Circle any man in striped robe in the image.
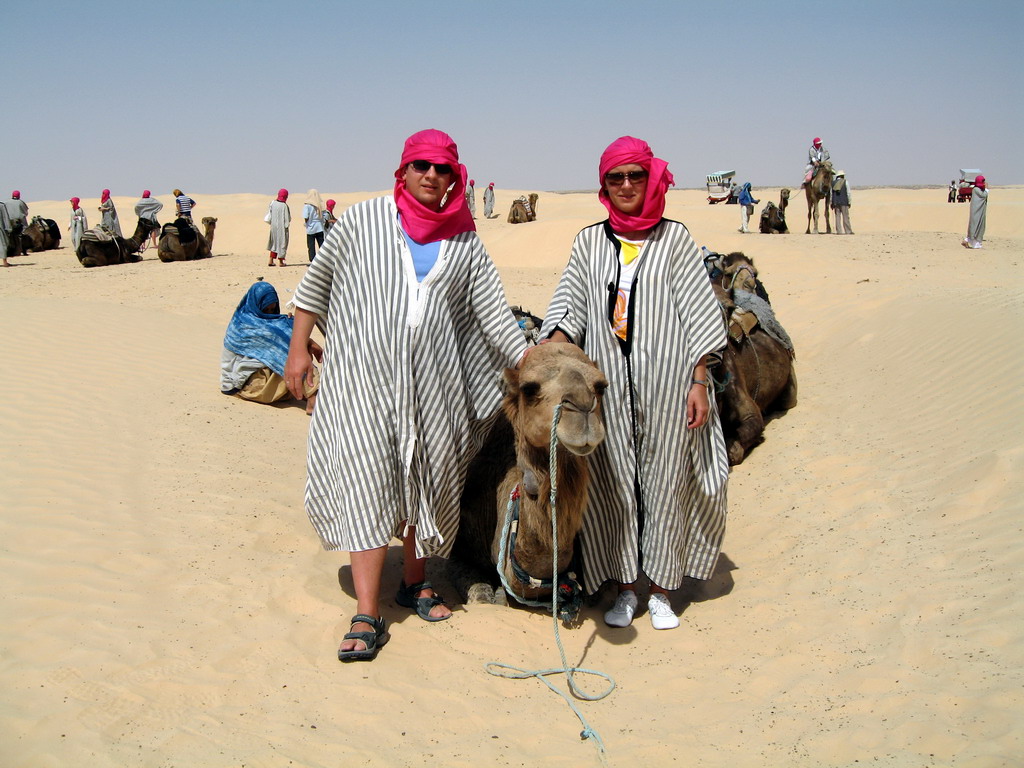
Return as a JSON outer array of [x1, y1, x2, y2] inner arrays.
[[286, 130, 526, 661], [542, 137, 730, 631]]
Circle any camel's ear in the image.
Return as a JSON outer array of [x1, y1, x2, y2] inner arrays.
[[502, 367, 520, 396]]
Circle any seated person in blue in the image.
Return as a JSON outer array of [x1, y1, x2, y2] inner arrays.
[[220, 281, 321, 413]]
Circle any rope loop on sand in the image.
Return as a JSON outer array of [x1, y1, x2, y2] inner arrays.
[[486, 403, 615, 762]]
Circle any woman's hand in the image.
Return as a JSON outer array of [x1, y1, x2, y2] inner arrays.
[[687, 381, 710, 429]]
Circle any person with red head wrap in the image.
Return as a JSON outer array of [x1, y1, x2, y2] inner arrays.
[[322, 199, 338, 233], [483, 182, 496, 218], [284, 129, 526, 661], [804, 137, 831, 185], [68, 197, 88, 251], [265, 188, 291, 266], [98, 189, 123, 237], [541, 136, 729, 631], [3, 190, 29, 262], [134, 190, 164, 247], [963, 175, 988, 248], [465, 178, 476, 218]]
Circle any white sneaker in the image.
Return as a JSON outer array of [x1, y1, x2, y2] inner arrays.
[[604, 590, 637, 627], [648, 593, 679, 630]]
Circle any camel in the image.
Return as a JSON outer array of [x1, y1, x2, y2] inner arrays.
[[157, 216, 217, 262], [76, 217, 159, 268], [805, 161, 834, 234], [709, 256, 797, 464], [507, 193, 539, 224], [21, 216, 62, 251], [759, 188, 790, 234], [451, 342, 607, 615]]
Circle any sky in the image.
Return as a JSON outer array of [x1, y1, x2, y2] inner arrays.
[[7, 0, 1023, 201]]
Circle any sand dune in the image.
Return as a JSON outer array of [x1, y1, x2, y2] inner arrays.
[[1, 187, 1021, 767]]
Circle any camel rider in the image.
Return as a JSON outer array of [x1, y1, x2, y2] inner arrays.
[[804, 137, 830, 185]]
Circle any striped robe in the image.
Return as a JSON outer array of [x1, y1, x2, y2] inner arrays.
[[542, 219, 729, 592], [293, 194, 527, 557]]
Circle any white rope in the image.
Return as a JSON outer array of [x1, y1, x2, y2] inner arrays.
[[486, 403, 615, 762]]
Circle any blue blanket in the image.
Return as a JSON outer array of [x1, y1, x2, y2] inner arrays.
[[223, 282, 293, 376]]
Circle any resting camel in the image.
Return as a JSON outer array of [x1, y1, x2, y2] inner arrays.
[[805, 161, 834, 234], [76, 217, 159, 268], [451, 342, 607, 614], [22, 216, 62, 251], [707, 254, 797, 464], [157, 216, 217, 262], [759, 188, 790, 234], [507, 193, 539, 224]]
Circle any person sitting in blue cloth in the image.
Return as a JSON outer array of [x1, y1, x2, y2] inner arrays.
[[220, 281, 321, 413]]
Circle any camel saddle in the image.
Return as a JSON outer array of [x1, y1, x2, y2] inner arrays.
[[728, 307, 759, 343], [163, 218, 198, 244], [81, 227, 117, 243]]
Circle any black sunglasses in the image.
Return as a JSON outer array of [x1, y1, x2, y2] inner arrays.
[[409, 159, 454, 175], [604, 170, 648, 185]]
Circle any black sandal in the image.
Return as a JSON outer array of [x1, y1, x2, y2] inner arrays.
[[338, 614, 389, 662], [395, 580, 451, 622]]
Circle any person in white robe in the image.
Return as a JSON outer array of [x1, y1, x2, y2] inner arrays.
[[285, 129, 527, 661], [68, 197, 88, 251], [98, 189, 122, 237], [804, 137, 830, 185], [483, 182, 495, 218], [0, 200, 11, 267], [134, 190, 163, 248], [962, 175, 988, 249], [465, 178, 476, 218], [541, 136, 729, 631], [266, 189, 291, 266]]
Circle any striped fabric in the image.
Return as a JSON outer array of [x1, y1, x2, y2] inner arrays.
[[293, 195, 527, 557], [541, 219, 730, 592]]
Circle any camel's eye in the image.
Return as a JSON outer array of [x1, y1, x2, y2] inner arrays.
[[520, 381, 541, 400]]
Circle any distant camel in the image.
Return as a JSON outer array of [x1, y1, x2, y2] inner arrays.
[[759, 188, 790, 234], [76, 217, 159, 268], [805, 161, 833, 234], [507, 193, 539, 224], [21, 216, 62, 251], [157, 216, 217, 262]]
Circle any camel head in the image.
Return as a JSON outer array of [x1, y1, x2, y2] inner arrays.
[[722, 252, 759, 294], [201, 216, 217, 229], [503, 343, 607, 458], [780, 188, 790, 203]]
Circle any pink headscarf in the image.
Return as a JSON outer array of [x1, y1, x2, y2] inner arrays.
[[142, 190, 151, 198], [598, 136, 674, 233], [975, 175, 986, 189], [325, 199, 336, 212], [469, 179, 475, 186], [101, 189, 111, 202], [488, 182, 494, 189], [393, 129, 475, 244], [70, 197, 80, 207], [12, 190, 20, 199], [277, 189, 288, 202]]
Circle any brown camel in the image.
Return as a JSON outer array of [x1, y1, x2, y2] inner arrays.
[[21, 216, 62, 251], [157, 216, 217, 262], [710, 262, 797, 464], [507, 193, 539, 224], [805, 161, 834, 234], [451, 342, 607, 612], [76, 217, 159, 268], [759, 188, 790, 234]]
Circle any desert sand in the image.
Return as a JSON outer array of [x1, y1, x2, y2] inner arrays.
[[1, 187, 1022, 767]]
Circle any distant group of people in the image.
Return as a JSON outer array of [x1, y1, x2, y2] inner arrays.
[[264, 189, 338, 267], [464, 179, 497, 218], [63, 189, 196, 251]]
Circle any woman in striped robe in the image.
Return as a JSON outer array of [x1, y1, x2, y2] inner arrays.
[[285, 129, 527, 661], [541, 136, 729, 631]]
